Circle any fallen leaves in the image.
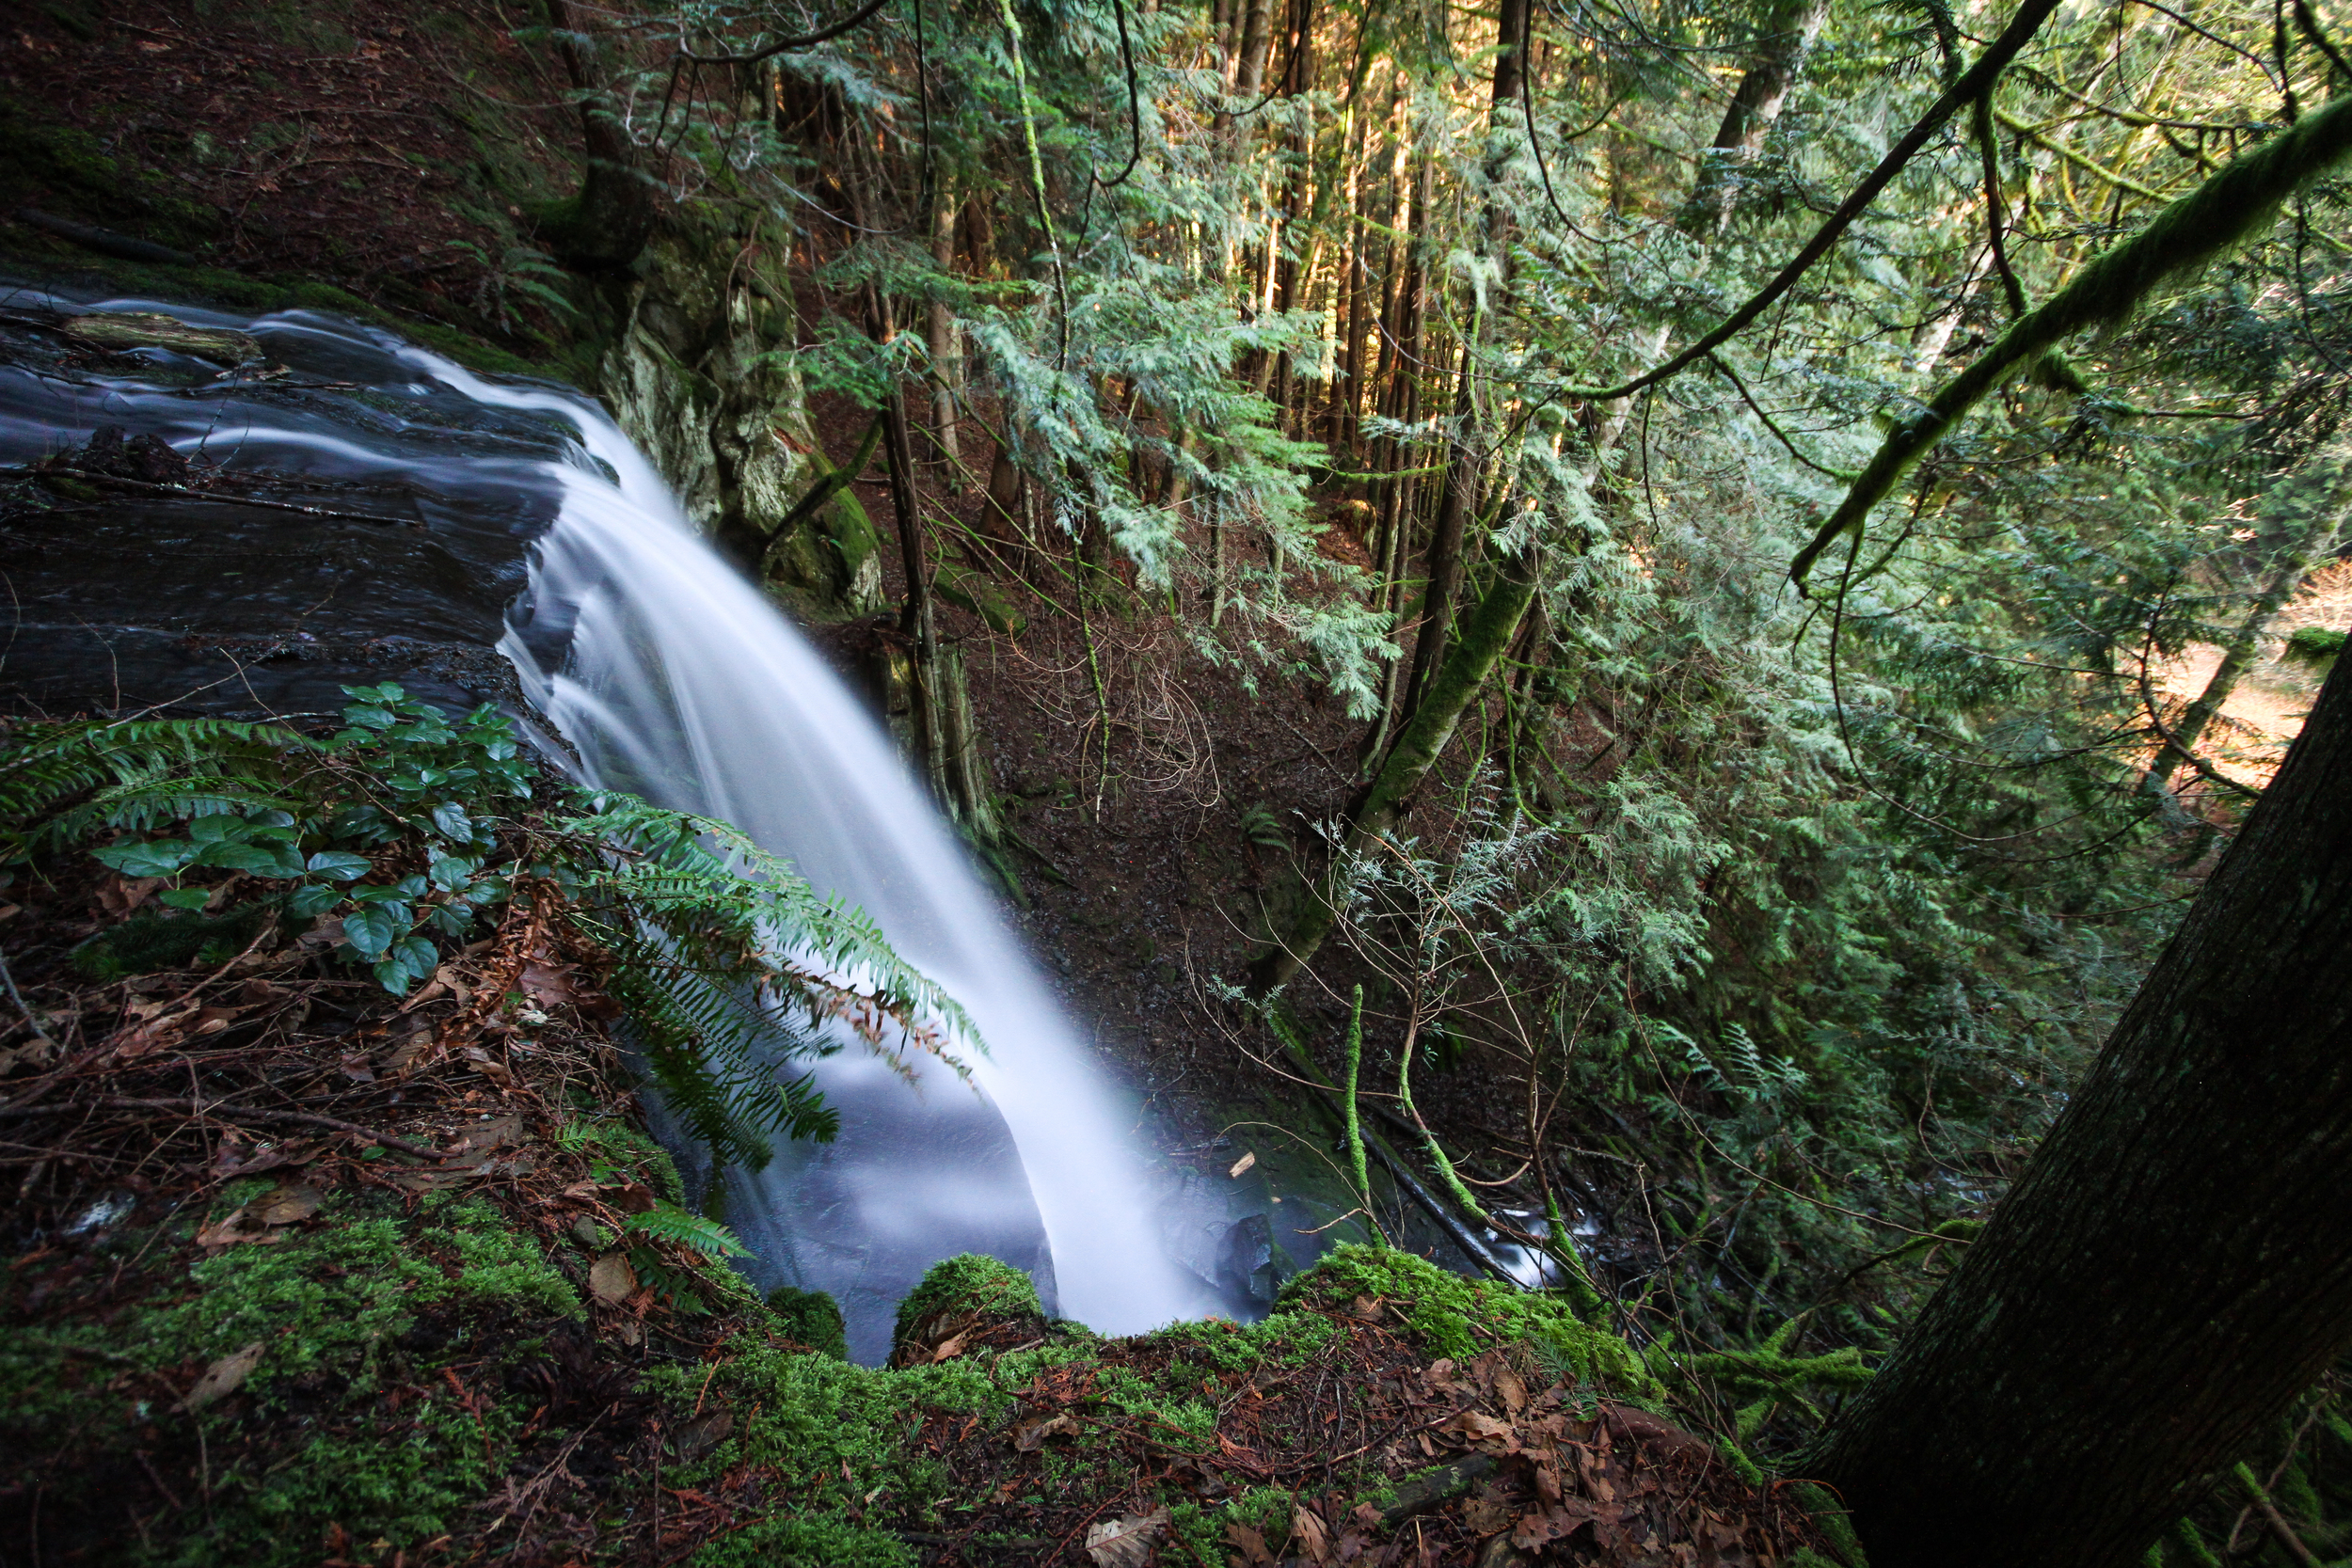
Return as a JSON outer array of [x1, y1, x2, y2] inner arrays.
[[249, 1182, 324, 1226], [1012, 1411, 1082, 1451], [587, 1251, 637, 1305], [1084, 1505, 1169, 1567], [0, 1033, 58, 1075], [907, 1294, 1835, 1568], [179, 1341, 264, 1411], [209, 1139, 319, 1180], [462, 1045, 514, 1088], [196, 1182, 323, 1246]]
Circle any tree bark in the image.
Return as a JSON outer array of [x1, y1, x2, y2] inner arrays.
[[1678, 0, 1831, 236], [1391, 0, 1524, 731], [1812, 650, 2352, 1568], [1249, 546, 1540, 995], [538, 0, 657, 271], [1399, 366, 1480, 722], [927, 187, 963, 479], [870, 291, 946, 804]]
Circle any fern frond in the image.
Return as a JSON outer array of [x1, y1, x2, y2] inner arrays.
[[558, 790, 981, 1057], [624, 1202, 751, 1259]]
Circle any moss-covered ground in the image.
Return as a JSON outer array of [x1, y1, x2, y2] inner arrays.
[[0, 845, 1839, 1565]]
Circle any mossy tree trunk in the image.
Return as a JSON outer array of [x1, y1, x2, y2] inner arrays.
[[1813, 651, 2352, 1568], [1392, 0, 1531, 730], [538, 0, 657, 271], [1248, 546, 1538, 995], [1677, 0, 1831, 236]]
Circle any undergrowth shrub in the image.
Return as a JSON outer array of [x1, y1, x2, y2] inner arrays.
[[0, 686, 974, 1170]]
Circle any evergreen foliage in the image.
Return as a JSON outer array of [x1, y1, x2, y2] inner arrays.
[[0, 689, 972, 1174]]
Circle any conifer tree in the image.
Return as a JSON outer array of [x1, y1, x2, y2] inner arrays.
[[1813, 649, 2352, 1566]]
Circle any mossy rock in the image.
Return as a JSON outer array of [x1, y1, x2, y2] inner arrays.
[[767, 1285, 850, 1361], [888, 1253, 1044, 1366], [824, 483, 880, 579], [1279, 1243, 1654, 1394], [936, 563, 1027, 638]]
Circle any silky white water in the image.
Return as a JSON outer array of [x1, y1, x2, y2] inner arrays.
[[0, 293, 1215, 1358], [422, 358, 1216, 1358]]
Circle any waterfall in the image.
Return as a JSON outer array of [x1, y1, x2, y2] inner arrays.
[[0, 293, 1213, 1361], [425, 360, 1217, 1361]]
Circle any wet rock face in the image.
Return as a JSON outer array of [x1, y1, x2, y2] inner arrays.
[[594, 229, 883, 621], [0, 295, 575, 719]]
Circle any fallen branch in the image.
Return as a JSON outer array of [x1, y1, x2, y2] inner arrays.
[[24, 467, 427, 531]]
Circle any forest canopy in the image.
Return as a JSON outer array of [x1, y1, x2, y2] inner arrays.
[[507, 0, 2352, 1380]]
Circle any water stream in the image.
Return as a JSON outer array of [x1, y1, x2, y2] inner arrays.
[[0, 294, 1216, 1360]]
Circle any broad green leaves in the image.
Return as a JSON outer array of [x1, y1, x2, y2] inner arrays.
[[9, 685, 967, 1168], [49, 684, 527, 997]]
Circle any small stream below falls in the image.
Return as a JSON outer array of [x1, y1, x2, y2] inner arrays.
[[0, 292, 1241, 1361]]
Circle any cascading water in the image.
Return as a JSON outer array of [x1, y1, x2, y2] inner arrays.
[[0, 293, 1216, 1360], [453, 365, 1219, 1359]]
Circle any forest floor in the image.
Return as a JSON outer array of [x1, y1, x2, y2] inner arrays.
[[2144, 560, 2351, 788], [0, 840, 1843, 1567]]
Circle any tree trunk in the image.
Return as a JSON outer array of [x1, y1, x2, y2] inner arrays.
[[1391, 0, 1525, 733], [871, 291, 946, 804], [1490, 0, 1532, 114], [1249, 546, 1540, 995], [538, 0, 657, 271], [927, 187, 963, 479], [1216, 0, 1273, 146], [1678, 0, 1831, 236], [1265, 0, 1316, 421], [1582, 0, 1829, 469], [1812, 649, 2352, 1568], [1399, 364, 1480, 722]]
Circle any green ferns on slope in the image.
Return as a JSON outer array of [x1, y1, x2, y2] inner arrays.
[[0, 686, 972, 1166]]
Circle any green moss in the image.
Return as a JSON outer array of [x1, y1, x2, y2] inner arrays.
[[891, 1253, 1043, 1354], [936, 564, 1029, 637], [687, 1513, 916, 1567], [238, 1396, 527, 1547], [685, 1342, 995, 1519], [566, 1117, 688, 1202], [2, 1193, 581, 1565], [768, 1285, 850, 1360], [1786, 1481, 1868, 1566], [145, 1197, 579, 1395], [2286, 626, 2347, 667], [0, 109, 225, 246], [1278, 1244, 1651, 1391], [1166, 1499, 1231, 1567]]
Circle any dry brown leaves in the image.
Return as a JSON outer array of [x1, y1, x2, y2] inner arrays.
[[866, 1314, 1831, 1568]]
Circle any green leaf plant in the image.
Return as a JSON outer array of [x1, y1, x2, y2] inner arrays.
[[0, 685, 975, 1172]]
